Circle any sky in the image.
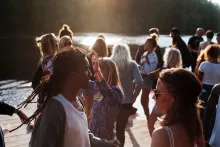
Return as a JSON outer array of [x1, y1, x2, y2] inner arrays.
[[211, 0, 220, 5]]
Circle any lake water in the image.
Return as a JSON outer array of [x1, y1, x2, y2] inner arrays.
[[73, 33, 193, 47]]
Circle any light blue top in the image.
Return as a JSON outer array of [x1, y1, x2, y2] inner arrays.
[[116, 60, 143, 104]]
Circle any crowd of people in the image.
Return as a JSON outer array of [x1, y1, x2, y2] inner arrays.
[[0, 24, 220, 147]]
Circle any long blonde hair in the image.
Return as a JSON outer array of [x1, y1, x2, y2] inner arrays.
[[163, 48, 183, 68], [99, 58, 124, 101], [111, 43, 132, 71], [58, 35, 72, 50], [36, 33, 58, 57]]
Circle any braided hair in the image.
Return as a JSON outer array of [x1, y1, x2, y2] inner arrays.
[[11, 46, 86, 132]]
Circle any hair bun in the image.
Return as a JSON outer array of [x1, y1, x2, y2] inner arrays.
[[150, 33, 158, 41], [63, 24, 68, 30]]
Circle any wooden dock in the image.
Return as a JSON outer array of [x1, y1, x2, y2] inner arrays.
[[0, 90, 157, 147]]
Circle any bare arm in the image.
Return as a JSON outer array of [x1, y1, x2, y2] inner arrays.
[[197, 71, 204, 84], [132, 62, 143, 100], [151, 127, 170, 147]]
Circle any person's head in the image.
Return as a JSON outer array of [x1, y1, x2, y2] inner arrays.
[[91, 38, 108, 57], [58, 24, 73, 39], [154, 68, 202, 143], [58, 36, 73, 50], [196, 28, 204, 37], [36, 33, 58, 57], [97, 34, 106, 41], [206, 30, 214, 40], [204, 44, 220, 61], [12, 46, 91, 131], [51, 47, 91, 91], [170, 27, 180, 39], [99, 58, 121, 86], [149, 28, 160, 36], [111, 43, 132, 71], [144, 34, 158, 52], [163, 48, 182, 68], [216, 32, 220, 44]]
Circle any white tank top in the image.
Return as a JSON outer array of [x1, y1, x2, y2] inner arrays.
[[54, 94, 90, 147]]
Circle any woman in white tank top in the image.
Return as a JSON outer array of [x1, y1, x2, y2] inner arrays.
[[151, 68, 205, 147]]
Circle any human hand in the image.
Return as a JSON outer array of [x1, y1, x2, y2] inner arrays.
[[87, 50, 97, 58], [16, 110, 28, 124], [91, 51, 99, 72]]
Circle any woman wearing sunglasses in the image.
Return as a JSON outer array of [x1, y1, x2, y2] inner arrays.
[[151, 68, 205, 147]]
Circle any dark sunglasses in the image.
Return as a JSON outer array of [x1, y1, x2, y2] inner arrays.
[[153, 89, 171, 100]]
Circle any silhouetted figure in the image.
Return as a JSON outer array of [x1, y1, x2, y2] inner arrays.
[[170, 27, 193, 68], [203, 83, 220, 146], [188, 28, 204, 72], [58, 24, 73, 39]]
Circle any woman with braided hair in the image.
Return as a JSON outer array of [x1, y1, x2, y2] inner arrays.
[[13, 47, 120, 147], [83, 52, 123, 140]]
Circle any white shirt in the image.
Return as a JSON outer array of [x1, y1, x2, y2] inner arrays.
[[199, 40, 212, 51], [140, 51, 158, 75], [199, 61, 220, 85], [209, 96, 220, 147], [54, 94, 90, 147]]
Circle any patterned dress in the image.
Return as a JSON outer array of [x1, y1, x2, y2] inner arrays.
[[85, 80, 123, 140]]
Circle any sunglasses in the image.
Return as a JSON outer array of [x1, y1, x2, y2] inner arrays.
[[153, 89, 171, 100]]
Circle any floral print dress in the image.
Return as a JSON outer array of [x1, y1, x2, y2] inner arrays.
[[84, 80, 123, 140]]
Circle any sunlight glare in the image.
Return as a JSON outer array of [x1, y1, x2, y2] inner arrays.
[[81, 36, 122, 47]]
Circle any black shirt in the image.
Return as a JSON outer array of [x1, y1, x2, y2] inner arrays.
[[188, 36, 204, 51], [174, 37, 193, 68], [0, 101, 15, 116]]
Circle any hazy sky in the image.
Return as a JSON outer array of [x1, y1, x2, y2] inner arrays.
[[211, 0, 220, 5]]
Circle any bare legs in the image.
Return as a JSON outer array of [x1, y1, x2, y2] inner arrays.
[[141, 88, 151, 120]]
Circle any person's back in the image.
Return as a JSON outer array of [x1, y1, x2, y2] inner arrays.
[[199, 30, 214, 52], [118, 60, 142, 103], [199, 61, 220, 85], [176, 37, 193, 68]]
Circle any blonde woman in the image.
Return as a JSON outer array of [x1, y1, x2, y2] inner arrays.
[[58, 36, 73, 50], [32, 33, 58, 89], [83, 52, 123, 140], [110, 43, 142, 146], [31, 33, 58, 122], [147, 48, 182, 135]]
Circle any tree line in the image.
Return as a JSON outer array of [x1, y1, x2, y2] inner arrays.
[[0, 0, 220, 37]]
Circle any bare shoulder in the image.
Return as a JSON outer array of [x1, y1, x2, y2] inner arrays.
[[151, 127, 170, 147]]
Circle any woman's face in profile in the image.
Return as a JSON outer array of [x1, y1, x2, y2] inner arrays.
[[153, 79, 175, 114]]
